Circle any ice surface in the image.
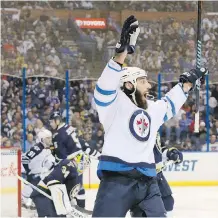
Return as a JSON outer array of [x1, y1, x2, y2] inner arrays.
[[86, 187, 218, 218], [1, 187, 218, 217]]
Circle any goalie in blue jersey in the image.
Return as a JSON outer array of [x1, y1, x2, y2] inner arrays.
[[92, 15, 208, 217]]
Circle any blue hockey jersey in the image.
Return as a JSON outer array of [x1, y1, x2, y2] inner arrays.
[[51, 123, 81, 160]]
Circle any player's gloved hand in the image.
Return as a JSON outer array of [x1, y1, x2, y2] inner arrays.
[[115, 15, 140, 54], [179, 68, 209, 91], [82, 142, 101, 159], [167, 147, 183, 164]]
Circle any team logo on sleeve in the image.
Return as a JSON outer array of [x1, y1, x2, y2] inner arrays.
[[129, 110, 151, 142]]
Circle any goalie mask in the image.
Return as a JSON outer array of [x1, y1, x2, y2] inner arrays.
[[37, 129, 52, 147], [120, 67, 150, 106]]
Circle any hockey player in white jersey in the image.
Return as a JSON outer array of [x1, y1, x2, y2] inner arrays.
[[22, 129, 55, 209], [92, 15, 208, 217]]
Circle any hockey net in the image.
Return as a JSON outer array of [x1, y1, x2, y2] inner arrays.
[[1, 148, 21, 217]]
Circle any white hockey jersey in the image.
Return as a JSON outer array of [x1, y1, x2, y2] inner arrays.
[[22, 143, 55, 176], [94, 59, 188, 177]]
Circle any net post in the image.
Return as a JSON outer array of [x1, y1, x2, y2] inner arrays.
[[22, 68, 26, 152], [17, 149, 22, 217]]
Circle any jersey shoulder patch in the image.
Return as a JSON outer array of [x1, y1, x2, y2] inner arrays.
[[129, 109, 151, 142], [26, 144, 43, 159]]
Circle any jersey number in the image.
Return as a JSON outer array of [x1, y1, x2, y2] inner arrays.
[[27, 151, 36, 158], [62, 166, 70, 178], [66, 127, 81, 148]]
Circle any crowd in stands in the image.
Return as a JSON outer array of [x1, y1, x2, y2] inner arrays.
[[1, 76, 104, 152], [1, 1, 218, 152], [2, 1, 218, 81], [124, 16, 218, 83], [1, 75, 218, 152], [160, 82, 218, 151], [0, 1, 199, 11], [1, 1, 91, 79]]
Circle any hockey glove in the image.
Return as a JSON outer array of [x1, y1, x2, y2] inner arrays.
[[167, 147, 183, 164], [179, 68, 209, 91], [115, 15, 140, 54]]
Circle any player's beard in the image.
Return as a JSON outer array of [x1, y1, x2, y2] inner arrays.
[[135, 89, 148, 110]]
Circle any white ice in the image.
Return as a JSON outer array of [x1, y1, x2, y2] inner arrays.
[[85, 187, 218, 218], [1, 187, 218, 217]]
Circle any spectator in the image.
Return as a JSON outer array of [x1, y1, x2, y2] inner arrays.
[[1, 117, 11, 137], [83, 132, 96, 149], [46, 90, 60, 111], [212, 85, 218, 101], [74, 99, 86, 113], [46, 49, 61, 67], [179, 113, 192, 140], [202, 134, 218, 151], [25, 111, 37, 126], [26, 124, 36, 137], [34, 119, 46, 135], [25, 133, 35, 151], [181, 138, 193, 151], [211, 120, 218, 136], [9, 122, 23, 138], [11, 132, 22, 147], [92, 129, 104, 152], [3, 140, 13, 147], [164, 116, 181, 145]]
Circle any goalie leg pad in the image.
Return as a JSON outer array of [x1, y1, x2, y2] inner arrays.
[[49, 184, 72, 215]]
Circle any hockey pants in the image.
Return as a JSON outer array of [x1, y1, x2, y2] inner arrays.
[[132, 171, 174, 215], [92, 170, 166, 217], [157, 172, 174, 212]]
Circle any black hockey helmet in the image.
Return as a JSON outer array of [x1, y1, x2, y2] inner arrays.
[[49, 111, 62, 130], [49, 111, 62, 122]]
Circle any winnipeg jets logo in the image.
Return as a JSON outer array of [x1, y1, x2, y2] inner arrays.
[[136, 117, 149, 136], [129, 110, 151, 142]]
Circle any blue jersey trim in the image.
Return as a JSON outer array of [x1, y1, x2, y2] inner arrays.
[[97, 161, 156, 178], [97, 156, 156, 178], [94, 94, 117, 107], [98, 161, 133, 171], [137, 167, 156, 177], [163, 114, 168, 122], [107, 63, 123, 72], [96, 84, 116, 96], [100, 155, 155, 168], [165, 96, 176, 116]]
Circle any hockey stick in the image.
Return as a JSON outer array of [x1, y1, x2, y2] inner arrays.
[[194, 1, 202, 133], [157, 160, 174, 173], [17, 175, 92, 217]]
